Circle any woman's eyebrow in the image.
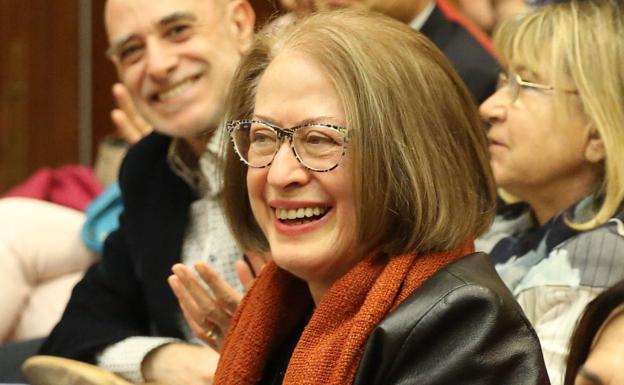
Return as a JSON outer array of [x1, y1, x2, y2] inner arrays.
[[251, 114, 277, 125], [513, 65, 544, 82], [298, 117, 339, 125], [578, 366, 605, 385], [252, 115, 339, 126]]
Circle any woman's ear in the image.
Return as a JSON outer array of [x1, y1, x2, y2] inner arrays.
[[584, 124, 606, 164], [227, 0, 256, 54]]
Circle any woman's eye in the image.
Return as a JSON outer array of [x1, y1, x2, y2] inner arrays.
[[496, 74, 509, 89], [251, 131, 276, 145], [306, 134, 334, 145], [302, 129, 342, 147]]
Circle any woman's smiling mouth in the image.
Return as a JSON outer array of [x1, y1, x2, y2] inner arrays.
[[274, 206, 330, 225]]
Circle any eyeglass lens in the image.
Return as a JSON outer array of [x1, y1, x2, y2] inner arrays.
[[497, 73, 519, 103], [231, 121, 345, 171]]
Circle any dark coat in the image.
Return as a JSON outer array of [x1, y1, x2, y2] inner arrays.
[[40, 132, 194, 362], [352, 252, 550, 385], [422, 5, 499, 104]]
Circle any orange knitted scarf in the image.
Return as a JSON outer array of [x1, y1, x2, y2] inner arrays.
[[214, 239, 474, 385]]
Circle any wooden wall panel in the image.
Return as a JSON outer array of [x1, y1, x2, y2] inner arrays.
[[0, 3, 28, 191], [0, 0, 79, 192], [90, 0, 118, 162]]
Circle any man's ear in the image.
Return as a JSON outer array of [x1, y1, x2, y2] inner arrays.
[[227, 0, 256, 54], [584, 124, 606, 164]]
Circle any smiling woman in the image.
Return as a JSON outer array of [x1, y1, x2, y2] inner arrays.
[[215, 9, 549, 385]]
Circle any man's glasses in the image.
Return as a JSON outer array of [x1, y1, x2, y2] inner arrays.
[[497, 72, 578, 104], [226, 119, 349, 172]]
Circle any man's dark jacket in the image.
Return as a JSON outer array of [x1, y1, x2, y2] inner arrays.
[[422, 5, 499, 104], [40, 133, 193, 361]]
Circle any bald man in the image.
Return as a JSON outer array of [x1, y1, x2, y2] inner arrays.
[[36, 1, 255, 384]]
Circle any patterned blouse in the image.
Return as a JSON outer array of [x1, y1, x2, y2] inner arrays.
[[477, 196, 624, 385]]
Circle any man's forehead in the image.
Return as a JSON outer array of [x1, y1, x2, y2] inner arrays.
[[104, 0, 214, 41]]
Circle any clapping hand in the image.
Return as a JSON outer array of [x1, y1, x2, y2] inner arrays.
[[168, 252, 269, 351]]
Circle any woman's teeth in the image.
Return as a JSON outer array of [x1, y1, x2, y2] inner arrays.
[[275, 207, 328, 220]]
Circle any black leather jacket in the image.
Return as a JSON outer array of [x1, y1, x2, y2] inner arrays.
[[353, 252, 550, 385]]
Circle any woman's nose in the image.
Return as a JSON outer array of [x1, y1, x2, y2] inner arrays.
[[479, 89, 507, 125], [266, 141, 310, 189]]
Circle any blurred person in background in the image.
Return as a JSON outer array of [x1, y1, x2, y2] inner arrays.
[[479, 1, 624, 384], [279, 0, 500, 104], [565, 279, 624, 385], [26, 1, 258, 385], [455, 0, 568, 33]]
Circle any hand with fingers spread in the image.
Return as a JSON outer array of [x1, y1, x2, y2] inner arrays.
[[110, 83, 153, 144], [169, 263, 242, 351], [168, 253, 269, 351]]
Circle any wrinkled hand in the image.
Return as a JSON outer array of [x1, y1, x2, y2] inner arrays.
[[110, 83, 152, 144], [142, 343, 218, 385], [169, 262, 241, 351], [168, 253, 269, 350]]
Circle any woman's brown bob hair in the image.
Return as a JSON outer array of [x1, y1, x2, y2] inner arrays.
[[222, 10, 496, 257]]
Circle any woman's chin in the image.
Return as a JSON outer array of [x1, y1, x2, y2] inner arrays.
[[271, 249, 323, 280]]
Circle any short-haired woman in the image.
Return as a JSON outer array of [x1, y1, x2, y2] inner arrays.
[[479, 1, 624, 384], [209, 10, 547, 385]]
